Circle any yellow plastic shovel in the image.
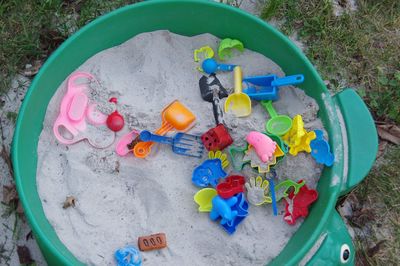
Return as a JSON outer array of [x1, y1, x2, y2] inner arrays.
[[224, 66, 252, 117]]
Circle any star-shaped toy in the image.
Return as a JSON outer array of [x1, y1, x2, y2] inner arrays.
[[282, 115, 317, 156], [243, 145, 284, 173]]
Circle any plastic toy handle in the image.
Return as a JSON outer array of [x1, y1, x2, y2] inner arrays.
[[333, 89, 378, 195], [217, 63, 236, 72], [133, 123, 173, 158], [212, 91, 224, 125], [139, 130, 174, 145], [67, 72, 94, 91], [53, 119, 81, 145], [233, 66, 243, 94], [272, 74, 304, 87], [260, 100, 277, 118], [269, 177, 278, 216]]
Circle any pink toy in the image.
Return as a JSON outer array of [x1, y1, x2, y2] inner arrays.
[[115, 129, 140, 156], [245, 131, 277, 162], [53, 72, 114, 148]]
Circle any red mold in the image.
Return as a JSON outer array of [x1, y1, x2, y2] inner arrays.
[[283, 180, 318, 225], [216, 175, 245, 199], [201, 124, 233, 151]]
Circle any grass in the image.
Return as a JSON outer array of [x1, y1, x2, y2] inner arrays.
[[0, 0, 141, 98], [0, 238, 13, 266], [261, 0, 400, 124], [352, 146, 400, 264], [0, 0, 141, 263], [261, 0, 400, 263]]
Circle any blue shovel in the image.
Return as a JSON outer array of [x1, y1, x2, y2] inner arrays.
[[243, 74, 304, 101], [202, 58, 236, 74], [139, 130, 204, 158]]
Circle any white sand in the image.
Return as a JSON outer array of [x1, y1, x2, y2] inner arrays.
[[36, 30, 323, 265]]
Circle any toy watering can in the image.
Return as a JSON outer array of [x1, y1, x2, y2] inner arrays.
[[53, 72, 115, 148]]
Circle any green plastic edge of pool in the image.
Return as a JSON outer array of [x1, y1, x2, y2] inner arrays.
[[11, 0, 373, 265], [334, 89, 378, 196]]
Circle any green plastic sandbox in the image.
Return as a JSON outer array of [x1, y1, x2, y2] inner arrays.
[[12, 1, 378, 265]]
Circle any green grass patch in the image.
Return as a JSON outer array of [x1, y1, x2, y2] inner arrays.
[[261, 0, 400, 263], [6, 112, 17, 124], [353, 146, 400, 264], [261, 0, 400, 123], [0, 0, 141, 96]]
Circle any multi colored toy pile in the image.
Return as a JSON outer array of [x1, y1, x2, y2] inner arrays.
[[53, 38, 335, 265]]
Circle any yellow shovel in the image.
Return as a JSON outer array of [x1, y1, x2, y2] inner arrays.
[[224, 66, 252, 117]]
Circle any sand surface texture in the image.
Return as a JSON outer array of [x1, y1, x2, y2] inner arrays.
[[37, 31, 323, 265]]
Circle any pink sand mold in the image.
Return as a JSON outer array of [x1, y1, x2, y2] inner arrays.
[[245, 131, 276, 162], [115, 129, 140, 156], [53, 72, 113, 148]]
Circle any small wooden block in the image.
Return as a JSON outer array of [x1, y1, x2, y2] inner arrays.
[[138, 233, 167, 251]]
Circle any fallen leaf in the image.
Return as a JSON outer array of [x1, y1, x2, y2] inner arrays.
[[377, 124, 400, 145], [367, 240, 386, 257], [2, 184, 18, 205], [347, 207, 375, 228], [62, 0, 84, 12], [356, 251, 369, 266], [377, 140, 388, 157], [63, 196, 76, 209], [23, 60, 42, 77], [39, 29, 66, 55], [26, 230, 34, 241], [0, 145, 13, 176], [17, 245, 34, 264], [16, 201, 24, 215], [127, 136, 141, 150], [115, 161, 120, 173], [338, 0, 348, 8]]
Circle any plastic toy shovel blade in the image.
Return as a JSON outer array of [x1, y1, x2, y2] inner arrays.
[[224, 94, 252, 117], [224, 66, 251, 117]]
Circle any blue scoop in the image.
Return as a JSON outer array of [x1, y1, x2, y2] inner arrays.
[[243, 74, 304, 101], [140, 130, 204, 158], [202, 58, 236, 74]]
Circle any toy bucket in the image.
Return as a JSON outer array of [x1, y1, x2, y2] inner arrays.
[[12, 0, 378, 265]]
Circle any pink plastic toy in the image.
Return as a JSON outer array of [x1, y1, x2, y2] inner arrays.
[[245, 131, 277, 162], [115, 129, 140, 156], [53, 72, 113, 148]]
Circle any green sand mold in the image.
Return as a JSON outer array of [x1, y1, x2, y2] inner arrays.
[[12, 1, 377, 265]]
